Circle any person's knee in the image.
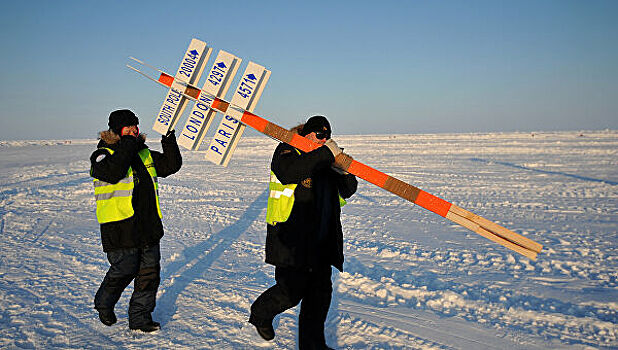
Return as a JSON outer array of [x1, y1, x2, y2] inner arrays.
[[105, 275, 134, 290], [270, 286, 303, 311], [104, 263, 140, 289], [277, 285, 302, 307], [134, 265, 160, 292]]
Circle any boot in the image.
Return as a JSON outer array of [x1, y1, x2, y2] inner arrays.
[[254, 324, 275, 341], [130, 321, 161, 333], [97, 309, 117, 326]]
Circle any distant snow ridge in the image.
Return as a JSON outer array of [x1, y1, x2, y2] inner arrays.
[[0, 139, 96, 147]]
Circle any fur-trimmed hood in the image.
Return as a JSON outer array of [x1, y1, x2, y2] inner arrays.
[[98, 130, 146, 145], [290, 124, 304, 135]]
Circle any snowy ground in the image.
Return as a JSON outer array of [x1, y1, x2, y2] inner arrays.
[[0, 130, 616, 349]]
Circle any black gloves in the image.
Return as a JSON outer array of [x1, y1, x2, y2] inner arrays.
[[162, 130, 177, 144]]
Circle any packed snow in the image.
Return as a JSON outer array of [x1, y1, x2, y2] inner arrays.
[[0, 130, 616, 349]]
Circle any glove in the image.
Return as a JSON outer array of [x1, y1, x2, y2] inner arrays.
[[331, 166, 349, 175], [332, 153, 353, 175], [119, 134, 141, 154], [162, 129, 177, 144], [324, 139, 342, 157]]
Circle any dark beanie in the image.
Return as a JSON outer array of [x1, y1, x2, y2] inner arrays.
[[300, 115, 331, 136], [108, 109, 139, 135]]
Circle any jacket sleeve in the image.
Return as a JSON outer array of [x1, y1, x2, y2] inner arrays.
[[90, 136, 140, 184], [151, 130, 183, 178], [272, 143, 334, 184], [335, 171, 358, 199]]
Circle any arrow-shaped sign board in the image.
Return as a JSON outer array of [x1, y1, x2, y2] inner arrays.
[[177, 50, 242, 150], [204, 61, 271, 166], [152, 39, 211, 135]]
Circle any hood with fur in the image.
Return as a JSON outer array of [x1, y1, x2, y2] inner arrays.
[[290, 124, 304, 135]]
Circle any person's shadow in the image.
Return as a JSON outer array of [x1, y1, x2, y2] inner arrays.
[[155, 189, 268, 326]]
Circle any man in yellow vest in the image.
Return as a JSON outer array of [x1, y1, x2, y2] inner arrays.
[[90, 109, 182, 332], [249, 116, 357, 349]]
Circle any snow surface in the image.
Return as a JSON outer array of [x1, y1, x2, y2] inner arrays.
[[0, 131, 616, 349]]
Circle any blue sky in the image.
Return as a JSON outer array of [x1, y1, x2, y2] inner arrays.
[[1, 0, 616, 140]]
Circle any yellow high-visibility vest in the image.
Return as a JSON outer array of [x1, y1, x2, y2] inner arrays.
[[266, 171, 298, 226], [266, 150, 346, 226], [93, 148, 161, 224]]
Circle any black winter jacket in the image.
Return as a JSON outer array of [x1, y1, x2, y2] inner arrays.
[[265, 142, 357, 272], [90, 131, 182, 252]]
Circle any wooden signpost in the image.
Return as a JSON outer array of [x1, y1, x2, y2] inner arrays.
[[127, 39, 543, 260], [177, 50, 241, 150]]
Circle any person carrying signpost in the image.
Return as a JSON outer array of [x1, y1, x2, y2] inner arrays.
[[90, 109, 182, 332], [249, 116, 357, 349]]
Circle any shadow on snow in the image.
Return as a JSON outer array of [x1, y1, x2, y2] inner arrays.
[[469, 158, 618, 186], [155, 189, 268, 326]]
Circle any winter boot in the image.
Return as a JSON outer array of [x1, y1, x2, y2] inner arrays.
[[254, 324, 275, 341], [97, 309, 117, 326], [130, 321, 160, 333]]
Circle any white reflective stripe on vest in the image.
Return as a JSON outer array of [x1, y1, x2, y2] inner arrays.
[[93, 176, 134, 188], [152, 177, 159, 195], [95, 189, 133, 200], [269, 187, 295, 199], [270, 173, 282, 184]]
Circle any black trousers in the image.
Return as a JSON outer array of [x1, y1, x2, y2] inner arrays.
[[94, 244, 161, 327], [250, 265, 333, 349]]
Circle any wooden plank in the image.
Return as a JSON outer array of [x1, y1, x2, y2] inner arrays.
[[446, 211, 538, 260], [129, 61, 544, 260], [449, 204, 543, 253], [415, 190, 452, 217]]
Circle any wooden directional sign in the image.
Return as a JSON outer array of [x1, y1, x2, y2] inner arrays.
[[204, 62, 271, 166], [177, 50, 241, 150], [152, 39, 211, 135], [127, 59, 543, 260]]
